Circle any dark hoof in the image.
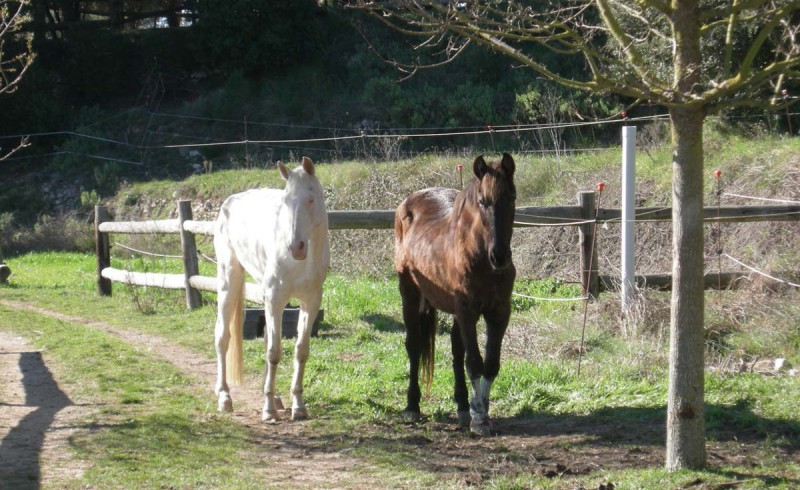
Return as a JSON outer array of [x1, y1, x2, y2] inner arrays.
[[457, 411, 471, 428], [401, 410, 422, 423]]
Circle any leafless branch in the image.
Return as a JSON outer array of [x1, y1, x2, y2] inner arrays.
[[0, 135, 30, 161], [1, 0, 35, 97]]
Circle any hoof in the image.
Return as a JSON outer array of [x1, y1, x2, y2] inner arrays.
[[457, 411, 471, 428], [218, 395, 233, 413], [401, 410, 422, 423], [469, 417, 492, 436], [262, 409, 280, 422], [291, 407, 308, 421]]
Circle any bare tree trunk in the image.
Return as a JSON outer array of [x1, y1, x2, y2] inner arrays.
[[667, 0, 706, 470], [666, 105, 707, 470]]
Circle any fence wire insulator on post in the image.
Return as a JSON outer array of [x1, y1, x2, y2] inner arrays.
[[487, 124, 497, 153]]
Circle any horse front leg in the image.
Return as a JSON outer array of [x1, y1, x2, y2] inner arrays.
[[456, 308, 490, 435], [289, 291, 322, 420], [262, 296, 285, 422], [481, 306, 511, 418]]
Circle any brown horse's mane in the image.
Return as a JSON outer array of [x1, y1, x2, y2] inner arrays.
[[452, 176, 480, 219], [452, 165, 511, 220]]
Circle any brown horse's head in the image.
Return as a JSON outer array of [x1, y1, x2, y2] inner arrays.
[[472, 153, 516, 271]]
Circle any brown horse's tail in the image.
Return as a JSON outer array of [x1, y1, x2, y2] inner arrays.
[[419, 304, 437, 395]]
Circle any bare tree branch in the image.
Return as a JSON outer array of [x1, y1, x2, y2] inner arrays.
[[0, 0, 34, 97], [1, 0, 34, 161], [0, 135, 29, 161]]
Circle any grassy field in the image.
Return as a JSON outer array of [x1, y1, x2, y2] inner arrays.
[[1, 250, 799, 489]]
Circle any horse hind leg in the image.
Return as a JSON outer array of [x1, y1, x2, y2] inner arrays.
[[399, 271, 424, 421], [214, 258, 245, 413]]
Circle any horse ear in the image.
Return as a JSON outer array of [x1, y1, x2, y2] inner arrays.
[[278, 161, 290, 181], [501, 152, 515, 176], [473, 155, 488, 179], [301, 156, 315, 176]]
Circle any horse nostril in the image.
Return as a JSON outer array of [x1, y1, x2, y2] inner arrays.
[[490, 248, 509, 270], [299, 241, 305, 251]]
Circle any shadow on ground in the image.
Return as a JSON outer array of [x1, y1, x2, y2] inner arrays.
[[0, 351, 71, 490]]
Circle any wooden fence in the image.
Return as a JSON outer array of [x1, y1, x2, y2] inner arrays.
[[94, 193, 800, 309]]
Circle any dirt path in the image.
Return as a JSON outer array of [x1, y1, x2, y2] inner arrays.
[[0, 300, 386, 489]]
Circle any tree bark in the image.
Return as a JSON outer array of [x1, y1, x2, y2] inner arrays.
[[667, 106, 706, 470], [666, 0, 707, 471]]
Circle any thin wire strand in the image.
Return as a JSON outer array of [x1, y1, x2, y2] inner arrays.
[[514, 218, 596, 227], [721, 192, 800, 205], [2, 114, 669, 151], [113, 242, 183, 259], [723, 253, 800, 288], [512, 292, 589, 302], [198, 252, 217, 264]]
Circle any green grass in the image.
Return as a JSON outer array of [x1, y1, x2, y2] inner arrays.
[[2, 251, 799, 489]]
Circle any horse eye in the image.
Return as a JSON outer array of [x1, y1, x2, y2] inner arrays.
[[478, 198, 489, 209]]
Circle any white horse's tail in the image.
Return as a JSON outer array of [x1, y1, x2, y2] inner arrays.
[[225, 285, 245, 386]]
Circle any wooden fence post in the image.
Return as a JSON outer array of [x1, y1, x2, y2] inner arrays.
[[578, 191, 600, 298], [95, 205, 112, 296], [178, 200, 202, 309], [0, 239, 10, 284]]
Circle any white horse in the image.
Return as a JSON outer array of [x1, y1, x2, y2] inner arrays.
[[213, 156, 329, 421]]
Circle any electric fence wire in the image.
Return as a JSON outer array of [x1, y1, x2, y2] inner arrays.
[[721, 192, 800, 205], [113, 242, 183, 259], [723, 253, 800, 289]]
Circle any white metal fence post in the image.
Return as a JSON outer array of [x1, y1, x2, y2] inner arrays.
[[622, 126, 637, 312]]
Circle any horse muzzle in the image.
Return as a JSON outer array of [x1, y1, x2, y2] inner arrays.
[[489, 247, 512, 271], [289, 240, 307, 260]]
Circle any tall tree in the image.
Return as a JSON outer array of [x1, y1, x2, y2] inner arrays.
[[350, 0, 800, 470]]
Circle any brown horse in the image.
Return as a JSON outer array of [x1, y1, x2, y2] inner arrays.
[[394, 153, 516, 435]]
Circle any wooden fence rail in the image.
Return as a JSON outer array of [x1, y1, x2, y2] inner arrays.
[[95, 196, 800, 309]]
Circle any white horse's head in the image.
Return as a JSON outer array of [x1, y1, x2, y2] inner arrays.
[[278, 157, 327, 261]]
